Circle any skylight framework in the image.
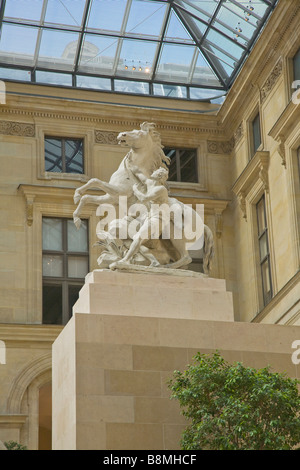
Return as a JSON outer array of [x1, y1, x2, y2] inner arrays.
[[0, 0, 278, 101]]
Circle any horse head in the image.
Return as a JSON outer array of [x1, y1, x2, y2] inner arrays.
[[117, 122, 155, 149], [117, 122, 170, 173]]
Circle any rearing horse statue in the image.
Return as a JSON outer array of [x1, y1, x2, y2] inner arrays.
[[73, 122, 214, 274]]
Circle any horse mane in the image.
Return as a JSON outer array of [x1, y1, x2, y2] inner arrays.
[[140, 122, 171, 170]]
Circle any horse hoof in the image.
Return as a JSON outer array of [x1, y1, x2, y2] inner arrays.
[[73, 216, 81, 229]]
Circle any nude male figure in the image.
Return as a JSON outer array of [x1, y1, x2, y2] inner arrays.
[[110, 167, 170, 267]]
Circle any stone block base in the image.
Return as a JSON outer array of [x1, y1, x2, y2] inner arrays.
[[52, 271, 300, 450], [73, 269, 235, 322]]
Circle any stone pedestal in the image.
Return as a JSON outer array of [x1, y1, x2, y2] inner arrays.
[[72, 269, 235, 321], [52, 270, 300, 450]]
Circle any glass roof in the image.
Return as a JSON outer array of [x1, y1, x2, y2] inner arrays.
[[0, 0, 278, 102]]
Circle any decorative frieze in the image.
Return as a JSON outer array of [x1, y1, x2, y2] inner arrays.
[[0, 120, 35, 137], [207, 139, 234, 154], [94, 130, 119, 145], [260, 58, 283, 103]]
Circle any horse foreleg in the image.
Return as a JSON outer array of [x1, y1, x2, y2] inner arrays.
[[73, 194, 116, 229], [74, 178, 127, 204]]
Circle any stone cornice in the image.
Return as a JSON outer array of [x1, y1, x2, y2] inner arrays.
[[0, 104, 223, 137], [251, 270, 300, 324], [268, 100, 300, 142], [0, 415, 28, 427], [0, 323, 62, 343], [18, 183, 100, 226], [219, 0, 300, 136]]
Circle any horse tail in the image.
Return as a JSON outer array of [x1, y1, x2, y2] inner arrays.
[[203, 224, 214, 275]]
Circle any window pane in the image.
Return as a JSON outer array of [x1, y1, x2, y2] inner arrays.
[[38, 29, 79, 71], [76, 75, 111, 90], [43, 255, 64, 277], [44, 0, 86, 27], [0, 24, 38, 66], [257, 197, 266, 235], [43, 284, 62, 324], [153, 83, 187, 98], [36, 71, 72, 87], [181, 0, 218, 21], [67, 219, 88, 252], [68, 256, 89, 278], [0, 67, 31, 81], [164, 148, 197, 182], [165, 10, 193, 43], [261, 259, 272, 305], [78, 34, 118, 75], [189, 87, 225, 102], [125, 0, 167, 38], [4, 0, 44, 21], [65, 139, 84, 174], [87, 0, 127, 32], [68, 285, 82, 318], [252, 113, 261, 155], [259, 232, 268, 261], [192, 51, 221, 87], [116, 39, 158, 80], [45, 138, 63, 172], [205, 29, 244, 62], [114, 80, 149, 94], [42, 218, 63, 251], [164, 148, 178, 181], [156, 43, 196, 83], [216, 5, 257, 44], [294, 48, 300, 81], [179, 149, 198, 182]]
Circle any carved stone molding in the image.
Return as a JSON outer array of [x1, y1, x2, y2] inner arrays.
[[237, 191, 247, 220], [232, 151, 270, 221], [25, 196, 35, 227], [214, 209, 225, 238], [260, 58, 283, 103], [207, 139, 234, 154], [94, 130, 119, 145], [233, 122, 244, 147], [0, 120, 35, 137], [275, 134, 287, 168]]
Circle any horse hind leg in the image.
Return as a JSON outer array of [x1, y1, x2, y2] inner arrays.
[[161, 238, 192, 269]]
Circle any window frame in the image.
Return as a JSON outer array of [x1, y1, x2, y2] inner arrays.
[[42, 217, 89, 325], [250, 111, 262, 159], [36, 122, 93, 182], [44, 135, 84, 175], [163, 146, 199, 183], [293, 47, 300, 83], [256, 194, 273, 307]]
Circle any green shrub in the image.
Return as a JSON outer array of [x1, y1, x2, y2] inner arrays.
[[168, 351, 300, 450]]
